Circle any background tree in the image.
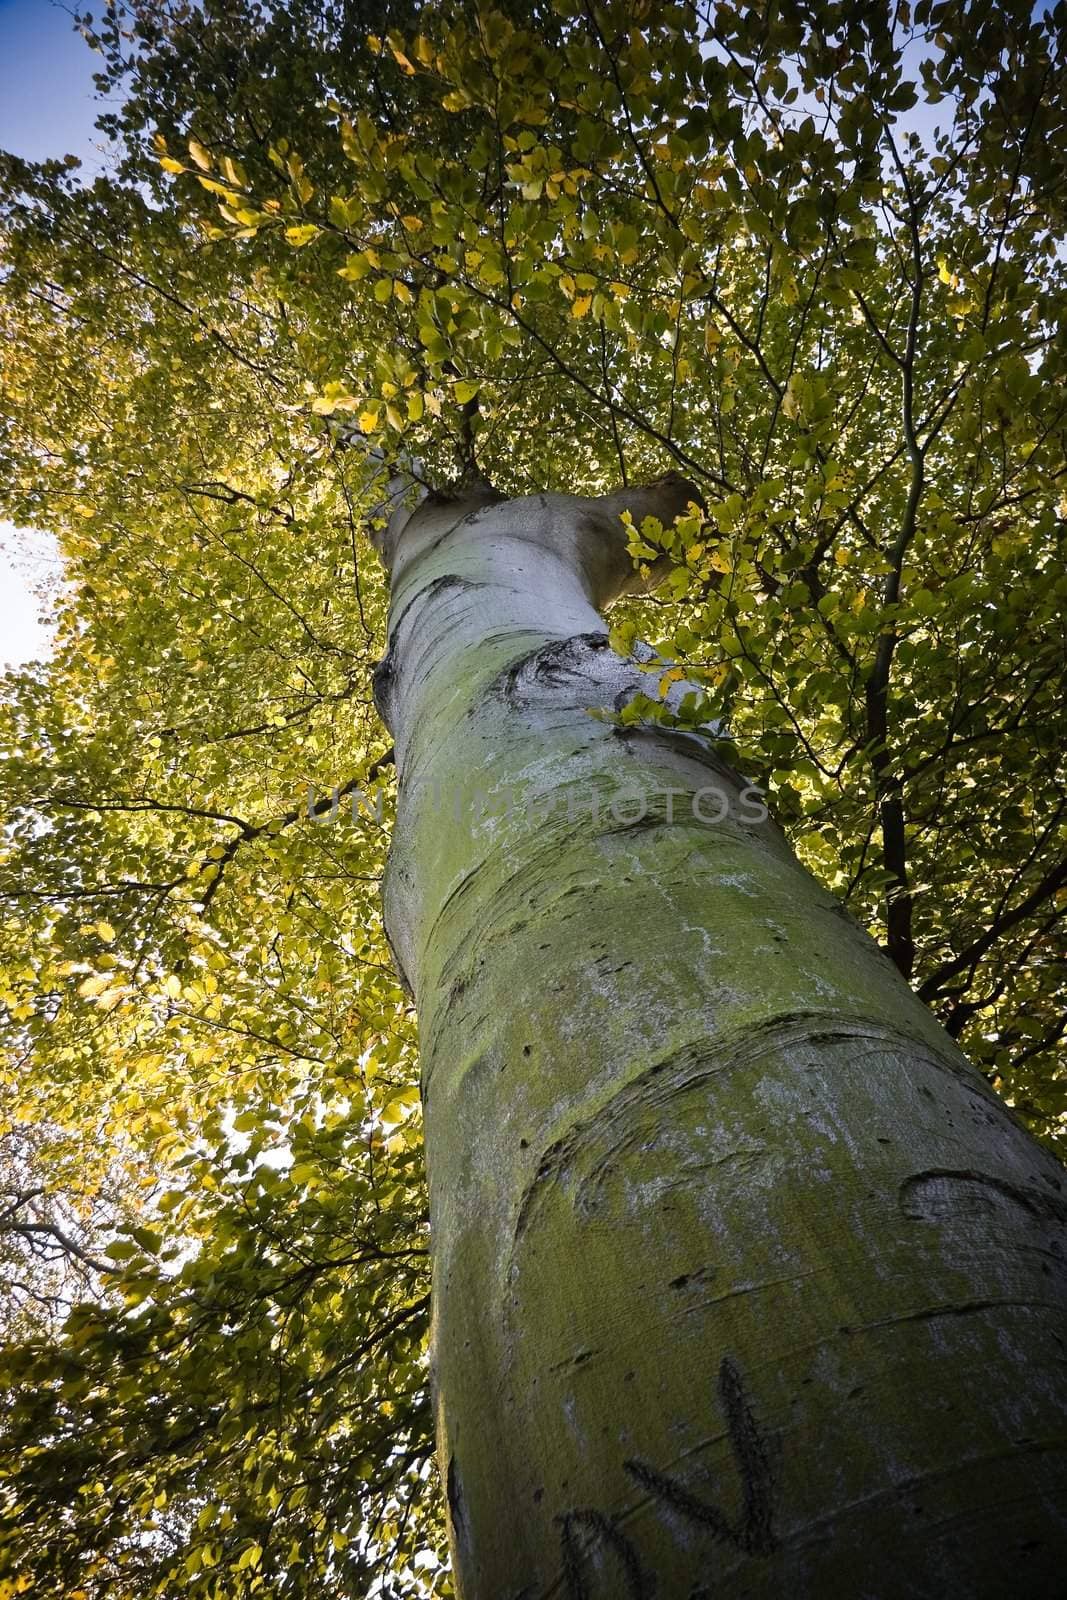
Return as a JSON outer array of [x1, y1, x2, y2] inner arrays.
[[0, 0, 1064, 1593]]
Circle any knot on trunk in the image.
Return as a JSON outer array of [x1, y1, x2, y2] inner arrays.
[[494, 632, 613, 708]]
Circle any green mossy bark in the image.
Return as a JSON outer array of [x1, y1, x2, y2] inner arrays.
[[376, 486, 1067, 1600]]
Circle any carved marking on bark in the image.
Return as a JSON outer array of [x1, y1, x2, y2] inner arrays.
[[549, 1358, 773, 1597], [623, 1356, 776, 1557], [555, 1508, 651, 1600]]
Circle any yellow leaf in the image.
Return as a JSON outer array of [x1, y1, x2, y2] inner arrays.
[[572, 295, 592, 318], [95, 920, 116, 943], [187, 137, 213, 172], [159, 157, 185, 175], [359, 408, 381, 433], [220, 155, 247, 188], [196, 175, 238, 198], [284, 224, 321, 246], [389, 42, 417, 74]]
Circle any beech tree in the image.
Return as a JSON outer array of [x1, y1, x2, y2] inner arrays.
[[0, 0, 1065, 1595]]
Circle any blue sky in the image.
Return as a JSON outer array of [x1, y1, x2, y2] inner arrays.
[[0, 0, 106, 665], [0, 0, 111, 171]]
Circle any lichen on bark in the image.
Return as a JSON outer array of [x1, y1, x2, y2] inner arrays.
[[373, 477, 1067, 1600]]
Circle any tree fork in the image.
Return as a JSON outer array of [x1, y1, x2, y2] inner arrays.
[[372, 476, 1067, 1599]]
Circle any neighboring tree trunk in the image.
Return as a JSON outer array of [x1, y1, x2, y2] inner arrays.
[[372, 477, 1067, 1600]]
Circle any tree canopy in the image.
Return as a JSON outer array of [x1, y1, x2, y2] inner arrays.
[[0, 0, 1064, 1593]]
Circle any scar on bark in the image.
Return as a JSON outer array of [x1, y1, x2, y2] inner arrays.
[[900, 1167, 1067, 1224], [609, 723, 740, 791], [372, 648, 397, 724], [623, 1355, 777, 1557], [495, 632, 611, 705], [382, 921, 413, 998], [508, 1016, 939, 1253], [374, 574, 488, 722], [447, 1451, 474, 1575]]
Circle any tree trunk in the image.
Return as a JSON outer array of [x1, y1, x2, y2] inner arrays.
[[372, 477, 1067, 1600]]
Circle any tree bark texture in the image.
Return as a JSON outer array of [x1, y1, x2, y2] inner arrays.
[[372, 478, 1067, 1600]]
